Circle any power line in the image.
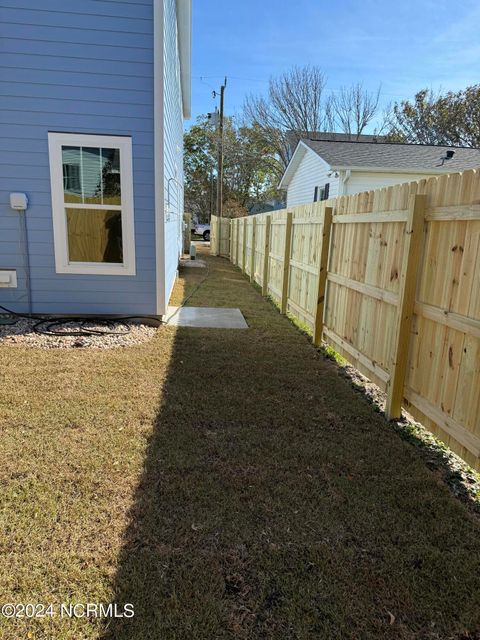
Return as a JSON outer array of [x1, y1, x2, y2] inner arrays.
[[192, 75, 411, 99]]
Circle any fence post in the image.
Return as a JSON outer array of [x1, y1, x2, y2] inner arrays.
[[222, 218, 228, 257], [233, 219, 238, 265], [218, 218, 223, 256], [226, 219, 231, 258], [250, 217, 257, 282], [228, 219, 233, 260], [242, 218, 247, 273], [385, 193, 426, 419], [183, 212, 191, 255], [262, 215, 271, 296], [230, 220, 234, 262], [313, 206, 333, 346], [213, 215, 220, 256], [280, 210, 293, 314], [209, 215, 215, 254]]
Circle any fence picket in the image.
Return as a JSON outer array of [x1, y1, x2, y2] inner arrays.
[[281, 211, 293, 314], [262, 215, 271, 296], [242, 218, 247, 273], [235, 218, 240, 265]]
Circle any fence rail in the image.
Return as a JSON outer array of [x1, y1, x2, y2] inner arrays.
[[210, 169, 480, 471]]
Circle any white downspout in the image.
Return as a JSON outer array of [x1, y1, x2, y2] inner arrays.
[[341, 169, 351, 196]]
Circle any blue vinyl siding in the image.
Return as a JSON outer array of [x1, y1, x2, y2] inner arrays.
[[162, 0, 184, 308], [0, 0, 156, 315]]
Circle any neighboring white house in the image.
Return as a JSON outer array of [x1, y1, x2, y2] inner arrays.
[[279, 139, 480, 207]]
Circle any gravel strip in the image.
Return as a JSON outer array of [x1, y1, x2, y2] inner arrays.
[[0, 317, 159, 349]]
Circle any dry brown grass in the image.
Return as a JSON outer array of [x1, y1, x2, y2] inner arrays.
[[0, 247, 479, 640]]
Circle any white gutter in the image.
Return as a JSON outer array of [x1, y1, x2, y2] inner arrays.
[[330, 165, 459, 175], [176, 0, 192, 119], [338, 169, 351, 196]]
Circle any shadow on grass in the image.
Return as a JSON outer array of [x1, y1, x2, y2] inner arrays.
[[102, 253, 480, 640]]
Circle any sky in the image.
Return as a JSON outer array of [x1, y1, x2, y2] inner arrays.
[[187, 0, 480, 130]]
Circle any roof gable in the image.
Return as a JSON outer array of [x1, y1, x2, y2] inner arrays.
[[278, 141, 332, 189]]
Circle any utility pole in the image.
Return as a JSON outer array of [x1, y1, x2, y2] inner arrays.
[[216, 77, 227, 218], [209, 169, 214, 221]]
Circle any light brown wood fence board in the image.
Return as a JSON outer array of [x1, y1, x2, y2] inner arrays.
[[221, 170, 480, 470], [183, 212, 191, 254], [325, 198, 413, 387], [385, 194, 426, 418], [230, 219, 236, 263], [241, 218, 247, 272], [267, 210, 287, 305], [221, 218, 231, 256], [252, 215, 266, 286], [244, 217, 252, 277], [243, 218, 249, 274], [323, 326, 390, 390], [249, 217, 257, 282], [235, 219, 241, 266], [262, 215, 271, 295], [210, 215, 231, 257], [210, 215, 218, 255], [280, 211, 293, 314], [286, 203, 325, 328]]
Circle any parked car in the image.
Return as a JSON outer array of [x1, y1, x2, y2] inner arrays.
[[191, 222, 210, 241]]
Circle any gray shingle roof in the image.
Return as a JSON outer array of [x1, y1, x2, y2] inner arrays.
[[302, 139, 480, 172]]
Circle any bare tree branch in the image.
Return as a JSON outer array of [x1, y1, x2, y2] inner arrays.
[[244, 65, 329, 171], [329, 83, 381, 139]]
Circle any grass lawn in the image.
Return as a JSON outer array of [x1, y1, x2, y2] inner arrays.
[[1, 247, 479, 640]]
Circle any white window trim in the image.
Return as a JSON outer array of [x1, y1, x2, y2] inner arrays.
[[48, 132, 136, 276]]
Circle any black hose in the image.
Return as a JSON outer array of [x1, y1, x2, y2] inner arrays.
[[0, 304, 32, 319], [32, 317, 132, 337], [0, 304, 162, 337]]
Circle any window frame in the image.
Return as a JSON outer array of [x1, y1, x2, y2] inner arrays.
[[313, 183, 330, 203], [48, 132, 136, 276]]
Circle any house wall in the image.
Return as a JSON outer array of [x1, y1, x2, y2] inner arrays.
[[161, 0, 184, 313], [0, 0, 157, 315], [344, 171, 435, 195], [286, 149, 340, 207]]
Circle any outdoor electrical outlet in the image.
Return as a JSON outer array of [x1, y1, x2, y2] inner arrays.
[[0, 270, 17, 288], [9, 192, 28, 211]]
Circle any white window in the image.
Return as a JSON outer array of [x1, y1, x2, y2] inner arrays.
[[48, 133, 136, 275]]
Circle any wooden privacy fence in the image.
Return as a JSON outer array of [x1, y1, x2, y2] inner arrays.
[[212, 170, 480, 471], [210, 216, 231, 257]]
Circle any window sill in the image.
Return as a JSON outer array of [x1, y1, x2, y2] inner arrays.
[[55, 263, 136, 276]]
